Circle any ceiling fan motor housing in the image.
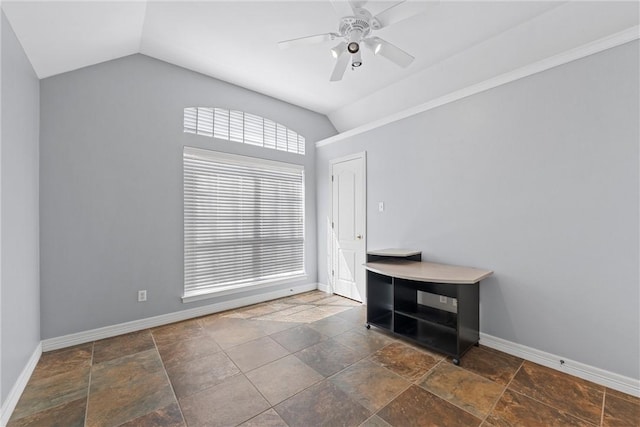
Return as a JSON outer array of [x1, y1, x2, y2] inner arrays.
[[339, 8, 373, 43]]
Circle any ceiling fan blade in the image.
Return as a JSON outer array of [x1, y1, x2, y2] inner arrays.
[[365, 37, 414, 68], [349, 0, 368, 9], [278, 33, 339, 50], [330, 42, 347, 59], [372, 0, 437, 29], [329, 0, 356, 17], [330, 49, 350, 81]]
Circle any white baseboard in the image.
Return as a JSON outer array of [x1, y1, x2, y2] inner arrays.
[[480, 333, 640, 397], [42, 283, 319, 352], [317, 282, 330, 293], [0, 342, 42, 427]]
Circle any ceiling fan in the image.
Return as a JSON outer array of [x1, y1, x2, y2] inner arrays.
[[278, 0, 429, 81]]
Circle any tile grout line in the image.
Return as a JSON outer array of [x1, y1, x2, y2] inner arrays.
[[215, 333, 279, 426], [359, 344, 421, 411], [505, 387, 601, 427], [245, 351, 324, 413], [94, 331, 183, 427], [265, 350, 377, 424], [318, 332, 389, 382], [239, 408, 286, 427], [365, 360, 415, 421], [412, 358, 488, 425], [83, 342, 95, 427], [237, 329, 364, 427], [199, 307, 314, 424], [370, 339, 444, 418], [480, 355, 525, 425], [150, 330, 188, 426], [237, 305, 368, 421], [506, 361, 606, 427], [600, 388, 607, 426], [171, 315, 264, 423]]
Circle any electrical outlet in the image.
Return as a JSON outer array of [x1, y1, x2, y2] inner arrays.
[[378, 202, 384, 212], [138, 290, 147, 302], [439, 296, 447, 304]]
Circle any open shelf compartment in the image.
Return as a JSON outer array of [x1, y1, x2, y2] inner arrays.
[[366, 270, 394, 331], [394, 304, 457, 331], [394, 313, 458, 356], [369, 311, 393, 330]]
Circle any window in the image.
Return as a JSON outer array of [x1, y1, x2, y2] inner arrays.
[[183, 147, 305, 300], [184, 107, 306, 155]]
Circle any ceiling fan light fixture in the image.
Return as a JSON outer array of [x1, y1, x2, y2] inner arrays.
[[277, 0, 423, 81], [352, 51, 362, 68], [330, 42, 346, 59]]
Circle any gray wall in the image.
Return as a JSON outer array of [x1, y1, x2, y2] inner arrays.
[[40, 54, 336, 339], [317, 41, 639, 379], [1, 11, 40, 403]]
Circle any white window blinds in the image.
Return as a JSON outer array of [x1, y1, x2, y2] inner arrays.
[[184, 147, 305, 298], [184, 107, 306, 155]]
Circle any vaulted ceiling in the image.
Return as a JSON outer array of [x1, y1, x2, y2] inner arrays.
[[3, 1, 638, 133]]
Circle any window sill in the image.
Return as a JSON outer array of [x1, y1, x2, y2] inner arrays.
[[182, 274, 308, 304]]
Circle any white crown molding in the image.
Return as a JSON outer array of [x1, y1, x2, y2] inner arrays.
[[0, 343, 42, 427], [316, 25, 640, 148], [480, 333, 640, 398], [42, 283, 319, 352]]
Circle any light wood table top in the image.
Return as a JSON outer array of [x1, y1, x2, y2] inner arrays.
[[367, 248, 422, 257], [364, 259, 493, 284]]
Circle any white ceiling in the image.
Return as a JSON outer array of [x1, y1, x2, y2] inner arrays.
[[3, 1, 639, 133]]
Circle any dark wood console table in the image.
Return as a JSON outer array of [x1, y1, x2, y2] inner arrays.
[[364, 249, 493, 365]]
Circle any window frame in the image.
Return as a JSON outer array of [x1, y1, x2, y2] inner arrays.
[[182, 146, 307, 303]]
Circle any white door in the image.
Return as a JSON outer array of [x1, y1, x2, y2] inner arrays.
[[331, 153, 366, 302]]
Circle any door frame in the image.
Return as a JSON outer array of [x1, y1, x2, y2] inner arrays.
[[329, 151, 367, 301]]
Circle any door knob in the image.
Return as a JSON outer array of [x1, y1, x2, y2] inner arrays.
[[356, 234, 362, 240]]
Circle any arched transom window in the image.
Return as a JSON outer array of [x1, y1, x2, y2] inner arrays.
[[184, 107, 305, 155]]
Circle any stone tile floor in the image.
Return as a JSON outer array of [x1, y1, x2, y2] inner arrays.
[[8, 290, 640, 427]]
